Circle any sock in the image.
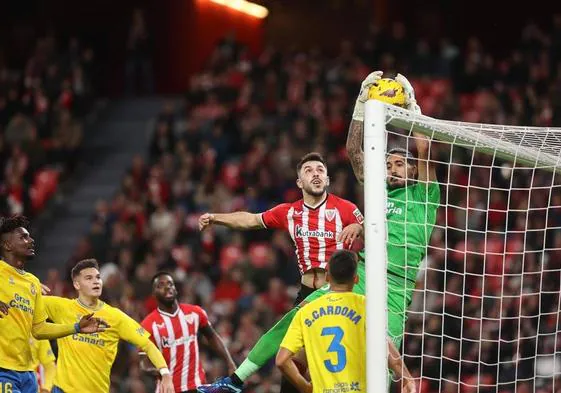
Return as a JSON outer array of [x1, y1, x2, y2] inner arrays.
[[230, 372, 244, 386], [233, 307, 300, 382]]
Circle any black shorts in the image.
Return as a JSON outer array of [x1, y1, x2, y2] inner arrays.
[[293, 284, 316, 306]]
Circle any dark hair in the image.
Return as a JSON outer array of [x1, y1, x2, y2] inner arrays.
[[387, 147, 416, 165], [0, 215, 29, 240], [296, 152, 327, 174], [328, 250, 357, 284], [71, 259, 100, 280], [151, 271, 174, 287]]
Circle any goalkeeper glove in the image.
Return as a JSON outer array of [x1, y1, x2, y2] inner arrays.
[[352, 70, 383, 121], [395, 73, 422, 114]]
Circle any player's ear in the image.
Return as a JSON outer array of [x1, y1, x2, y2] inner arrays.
[[326, 271, 331, 284], [296, 177, 303, 190], [1, 239, 11, 252], [354, 274, 358, 284], [326, 176, 330, 186], [72, 280, 80, 291]]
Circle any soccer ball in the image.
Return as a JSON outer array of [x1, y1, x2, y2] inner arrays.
[[367, 78, 407, 108]]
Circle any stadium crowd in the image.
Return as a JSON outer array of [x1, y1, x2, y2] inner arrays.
[[0, 33, 97, 218], [41, 16, 561, 393]]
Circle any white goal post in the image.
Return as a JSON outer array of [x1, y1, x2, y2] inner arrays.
[[364, 100, 561, 393]]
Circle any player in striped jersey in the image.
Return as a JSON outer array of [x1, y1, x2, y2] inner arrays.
[[199, 152, 364, 302], [198, 153, 364, 393], [140, 272, 236, 393]]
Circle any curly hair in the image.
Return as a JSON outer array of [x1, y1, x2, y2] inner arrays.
[[0, 215, 30, 238]]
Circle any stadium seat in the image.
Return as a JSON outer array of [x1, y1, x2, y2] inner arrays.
[[248, 243, 270, 268], [30, 169, 60, 212]]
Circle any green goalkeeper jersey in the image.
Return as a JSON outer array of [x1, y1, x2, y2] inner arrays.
[[360, 181, 440, 288]]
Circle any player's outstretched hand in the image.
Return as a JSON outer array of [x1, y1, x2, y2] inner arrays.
[[352, 70, 383, 121], [338, 223, 363, 247], [358, 70, 383, 103], [198, 213, 214, 231], [159, 374, 174, 393], [40, 283, 51, 295], [79, 313, 110, 333], [395, 74, 421, 114], [0, 300, 9, 318]]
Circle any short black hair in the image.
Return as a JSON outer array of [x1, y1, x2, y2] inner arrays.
[[71, 259, 100, 280], [328, 250, 357, 285], [0, 215, 29, 239], [296, 152, 327, 174], [151, 271, 174, 287], [387, 147, 416, 165]]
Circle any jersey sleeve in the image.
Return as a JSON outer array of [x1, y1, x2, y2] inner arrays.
[[261, 203, 290, 229], [117, 310, 152, 348], [42, 296, 63, 323], [280, 309, 304, 354], [340, 200, 364, 226], [32, 282, 49, 325], [194, 306, 210, 328]]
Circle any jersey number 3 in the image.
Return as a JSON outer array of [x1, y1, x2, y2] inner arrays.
[[321, 326, 347, 372]]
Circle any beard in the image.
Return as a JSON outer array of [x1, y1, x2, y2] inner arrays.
[[387, 176, 407, 190], [158, 296, 176, 308], [303, 183, 327, 197]]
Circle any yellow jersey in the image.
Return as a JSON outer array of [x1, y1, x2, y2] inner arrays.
[[0, 259, 48, 371], [281, 292, 366, 393], [29, 338, 56, 391], [44, 296, 152, 393]]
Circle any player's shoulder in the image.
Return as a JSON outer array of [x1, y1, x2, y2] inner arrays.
[[328, 193, 356, 208], [102, 302, 132, 321], [284, 199, 304, 210], [347, 292, 366, 302], [141, 308, 160, 326], [44, 296, 73, 306], [180, 303, 208, 316]]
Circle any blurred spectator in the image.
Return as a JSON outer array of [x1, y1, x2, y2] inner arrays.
[[125, 8, 154, 95], [0, 34, 98, 217]]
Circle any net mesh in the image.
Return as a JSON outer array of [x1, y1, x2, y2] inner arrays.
[[383, 106, 561, 393]]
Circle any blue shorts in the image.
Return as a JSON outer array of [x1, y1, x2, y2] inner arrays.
[[0, 368, 37, 393], [52, 386, 64, 393]]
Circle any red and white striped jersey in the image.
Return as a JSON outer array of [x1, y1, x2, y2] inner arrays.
[[260, 193, 364, 274], [141, 304, 209, 392]]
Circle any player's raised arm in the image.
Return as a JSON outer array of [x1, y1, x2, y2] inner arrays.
[[199, 211, 265, 231], [394, 73, 437, 184], [347, 71, 383, 184]]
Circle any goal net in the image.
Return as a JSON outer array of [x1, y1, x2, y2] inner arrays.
[[364, 101, 561, 393]]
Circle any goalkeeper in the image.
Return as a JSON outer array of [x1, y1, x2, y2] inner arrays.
[[197, 72, 439, 393]]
